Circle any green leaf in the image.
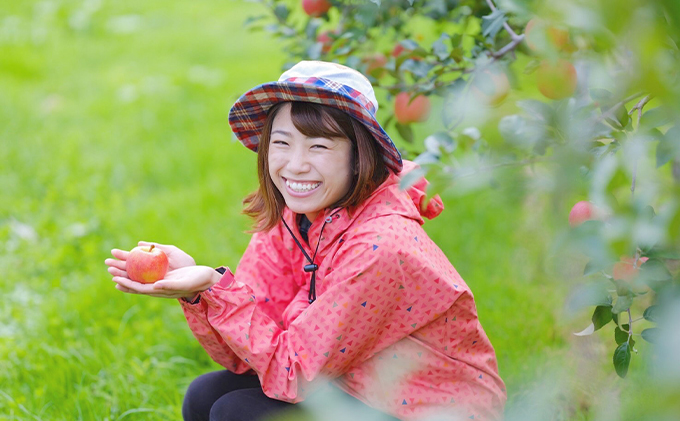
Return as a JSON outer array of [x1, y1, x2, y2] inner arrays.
[[612, 293, 634, 314], [639, 259, 672, 283], [394, 122, 414, 143], [643, 305, 660, 322], [642, 107, 673, 129], [592, 305, 613, 331], [589, 88, 614, 102], [641, 327, 660, 343], [481, 9, 506, 38], [584, 258, 608, 276], [273, 4, 289, 22], [566, 282, 612, 312], [424, 132, 456, 155], [399, 166, 427, 190], [432, 34, 450, 61], [614, 324, 630, 345], [656, 125, 680, 168], [613, 342, 631, 378]]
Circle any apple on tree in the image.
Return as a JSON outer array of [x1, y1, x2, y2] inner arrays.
[[126, 244, 169, 283], [536, 59, 578, 100], [568, 200, 600, 227], [470, 69, 510, 107], [302, 0, 331, 17], [524, 18, 571, 52], [394, 92, 431, 125]]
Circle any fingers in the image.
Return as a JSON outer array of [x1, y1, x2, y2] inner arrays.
[[105, 258, 126, 271], [110, 249, 130, 260], [107, 266, 128, 278], [111, 276, 190, 299]]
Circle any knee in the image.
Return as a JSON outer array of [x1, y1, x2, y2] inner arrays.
[[208, 393, 246, 421], [182, 373, 215, 421]]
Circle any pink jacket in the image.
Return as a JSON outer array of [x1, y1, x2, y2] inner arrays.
[[180, 162, 506, 420]]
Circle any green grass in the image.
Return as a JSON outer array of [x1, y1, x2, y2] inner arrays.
[[1, 1, 677, 420]]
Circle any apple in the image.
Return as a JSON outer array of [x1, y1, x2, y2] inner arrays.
[[394, 92, 431, 124], [568, 201, 597, 227], [525, 18, 570, 52], [362, 53, 387, 77], [471, 69, 510, 107], [317, 30, 334, 54], [302, 0, 332, 17], [127, 244, 169, 283], [536, 59, 577, 100], [612, 256, 649, 282]]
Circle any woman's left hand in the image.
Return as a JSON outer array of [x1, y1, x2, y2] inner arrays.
[[112, 265, 221, 300]]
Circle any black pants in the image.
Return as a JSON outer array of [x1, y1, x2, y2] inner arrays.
[[182, 370, 399, 421], [182, 371, 295, 421]]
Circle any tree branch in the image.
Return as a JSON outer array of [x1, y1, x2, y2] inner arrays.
[[485, 0, 520, 40]]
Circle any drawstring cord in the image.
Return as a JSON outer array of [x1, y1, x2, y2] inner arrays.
[[281, 210, 340, 304]]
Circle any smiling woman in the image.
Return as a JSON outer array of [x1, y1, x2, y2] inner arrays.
[[105, 60, 506, 421]]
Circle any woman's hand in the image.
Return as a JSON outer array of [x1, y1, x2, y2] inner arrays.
[[105, 241, 196, 277], [105, 241, 217, 300], [110, 265, 221, 300]]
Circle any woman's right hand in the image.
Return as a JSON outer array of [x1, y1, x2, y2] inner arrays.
[[105, 241, 197, 280]]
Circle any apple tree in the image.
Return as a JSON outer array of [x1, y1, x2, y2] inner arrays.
[[244, 0, 680, 379]]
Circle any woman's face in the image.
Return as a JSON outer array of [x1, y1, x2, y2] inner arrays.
[[268, 103, 353, 222]]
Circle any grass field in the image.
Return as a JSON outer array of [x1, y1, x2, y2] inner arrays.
[[1, 1, 676, 420]]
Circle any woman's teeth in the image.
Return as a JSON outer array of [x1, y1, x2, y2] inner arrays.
[[286, 180, 321, 192]]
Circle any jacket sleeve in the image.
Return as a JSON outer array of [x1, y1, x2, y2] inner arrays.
[[180, 226, 300, 373], [192, 225, 462, 402]]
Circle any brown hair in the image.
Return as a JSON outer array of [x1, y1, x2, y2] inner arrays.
[[243, 101, 389, 232]]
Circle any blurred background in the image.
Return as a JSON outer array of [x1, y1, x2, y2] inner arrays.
[[1, 0, 679, 420]]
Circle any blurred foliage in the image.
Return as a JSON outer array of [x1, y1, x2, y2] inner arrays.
[[246, 0, 680, 416]]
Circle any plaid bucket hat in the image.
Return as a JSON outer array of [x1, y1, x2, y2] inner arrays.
[[228, 60, 403, 173]]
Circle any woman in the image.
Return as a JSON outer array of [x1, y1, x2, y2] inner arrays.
[[106, 61, 506, 421]]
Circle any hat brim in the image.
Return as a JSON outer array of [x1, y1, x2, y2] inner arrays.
[[228, 81, 402, 173]]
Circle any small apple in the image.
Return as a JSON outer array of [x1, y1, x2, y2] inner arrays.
[[568, 201, 597, 227], [536, 59, 577, 100], [471, 69, 510, 107], [394, 92, 431, 124], [302, 0, 332, 17], [317, 30, 334, 54], [612, 256, 649, 282], [362, 53, 387, 77], [127, 244, 169, 283], [525, 18, 571, 52]]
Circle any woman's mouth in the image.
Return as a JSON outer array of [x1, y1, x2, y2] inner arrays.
[[284, 178, 322, 196]]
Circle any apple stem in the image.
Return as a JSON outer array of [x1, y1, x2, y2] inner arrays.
[[150, 244, 155, 252]]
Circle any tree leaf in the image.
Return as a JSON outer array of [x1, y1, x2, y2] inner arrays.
[[639, 259, 672, 283], [481, 9, 506, 39], [592, 305, 613, 331], [394, 122, 414, 143], [642, 107, 673, 129], [643, 305, 660, 323], [399, 166, 427, 190], [584, 258, 608, 276], [613, 342, 631, 378], [612, 293, 634, 314], [656, 125, 680, 168], [566, 282, 612, 312], [641, 327, 660, 343], [614, 324, 630, 345], [573, 322, 595, 336]]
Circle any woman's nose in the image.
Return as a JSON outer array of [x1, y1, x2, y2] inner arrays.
[[286, 148, 311, 173]]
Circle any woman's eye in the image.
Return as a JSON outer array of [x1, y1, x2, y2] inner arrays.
[[272, 140, 288, 146], [312, 144, 328, 149]]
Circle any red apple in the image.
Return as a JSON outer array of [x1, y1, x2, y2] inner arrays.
[[317, 30, 334, 53], [394, 92, 431, 124], [302, 0, 332, 17], [127, 244, 169, 283], [612, 256, 649, 282], [471, 69, 510, 107], [536, 59, 577, 100], [568, 201, 597, 227], [362, 53, 387, 77]]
